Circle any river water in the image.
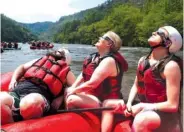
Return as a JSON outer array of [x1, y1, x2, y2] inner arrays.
[[0, 43, 182, 100]]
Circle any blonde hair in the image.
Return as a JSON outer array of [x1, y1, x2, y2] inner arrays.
[[103, 31, 122, 52]]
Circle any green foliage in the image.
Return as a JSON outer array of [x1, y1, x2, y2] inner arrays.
[[53, 0, 183, 47], [2, 0, 183, 46], [82, 10, 104, 25], [135, 0, 183, 47], [106, 5, 143, 46], [165, 12, 183, 36], [1, 14, 37, 42]]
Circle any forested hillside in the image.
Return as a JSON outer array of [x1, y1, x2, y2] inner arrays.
[[40, 0, 129, 41], [52, 0, 183, 47], [1, 0, 182, 46], [20, 22, 53, 36], [38, 6, 105, 41], [1, 14, 37, 42]]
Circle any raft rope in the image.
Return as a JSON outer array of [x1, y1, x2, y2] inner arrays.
[[57, 107, 114, 113]]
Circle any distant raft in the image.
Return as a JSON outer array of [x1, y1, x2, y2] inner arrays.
[[30, 44, 54, 50], [3, 47, 21, 50]]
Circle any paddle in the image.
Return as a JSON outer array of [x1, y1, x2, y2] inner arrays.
[[57, 107, 114, 113]]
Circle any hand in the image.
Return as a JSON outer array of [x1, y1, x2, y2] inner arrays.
[[131, 103, 144, 116], [113, 102, 126, 114], [66, 87, 77, 98], [8, 79, 17, 91], [124, 103, 132, 117]]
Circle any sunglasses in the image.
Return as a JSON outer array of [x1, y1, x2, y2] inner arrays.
[[100, 36, 114, 45], [156, 29, 169, 40]]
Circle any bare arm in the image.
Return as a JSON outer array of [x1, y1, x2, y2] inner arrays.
[[66, 71, 76, 86], [51, 70, 76, 110], [127, 57, 145, 105], [136, 61, 181, 113], [50, 69, 76, 110], [71, 73, 84, 88], [9, 59, 38, 90], [11, 64, 26, 82], [11, 59, 38, 81], [153, 61, 181, 112], [123, 57, 145, 116], [72, 57, 116, 93], [127, 77, 138, 105]]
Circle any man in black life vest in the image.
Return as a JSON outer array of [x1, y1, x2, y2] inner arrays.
[[0, 48, 76, 125]]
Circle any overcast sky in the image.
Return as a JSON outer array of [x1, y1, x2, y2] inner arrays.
[[0, 0, 107, 23]]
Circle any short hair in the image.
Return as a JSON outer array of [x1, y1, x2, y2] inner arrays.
[[103, 31, 122, 52]]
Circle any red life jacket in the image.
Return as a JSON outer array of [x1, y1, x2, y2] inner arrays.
[[82, 52, 128, 101], [23, 55, 70, 97], [136, 57, 150, 102], [136, 57, 148, 94], [137, 54, 182, 103]]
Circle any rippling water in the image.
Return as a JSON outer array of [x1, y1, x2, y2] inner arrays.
[[1, 43, 182, 99]]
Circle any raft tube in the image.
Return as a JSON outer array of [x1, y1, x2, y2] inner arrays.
[[0, 72, 131, 132], [0, 72, 13, 91], [2, 112, 100, 132]]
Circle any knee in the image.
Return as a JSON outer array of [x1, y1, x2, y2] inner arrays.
[[1, 104, 13, 125], [132, 113, 148, 130], [20, 93, 45, 119], [65, 95, 79, 107], [103, 100, 112, 107], [1, 104, 12, 117], [133, 112, 161, 130], [0, 92, 13, 107]]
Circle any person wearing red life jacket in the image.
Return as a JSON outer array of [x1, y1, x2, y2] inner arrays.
[[65, 31, 128, 110], [103, 26, 183, 132], [0, 48, 76, 125]]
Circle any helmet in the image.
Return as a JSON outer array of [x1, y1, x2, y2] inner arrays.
[[58, 48, 72, 65], [162, 26, 183, 53]]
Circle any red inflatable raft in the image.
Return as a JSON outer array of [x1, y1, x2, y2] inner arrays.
[[0, 72, 132, 132]]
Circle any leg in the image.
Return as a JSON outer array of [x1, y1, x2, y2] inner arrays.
[[0, 92, 14, 125], [101, 99, 125, 132], [19, 93, 48, 120], [132, 111, 161, 132], [65, 93, 101, 109]]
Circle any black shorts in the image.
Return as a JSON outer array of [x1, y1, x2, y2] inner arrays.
[[153, 111, 181, 132], [10, 80, 52, 121]]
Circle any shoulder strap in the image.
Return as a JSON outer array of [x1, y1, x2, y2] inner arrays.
[[157, 54, 182, 72], [139, 56, 150, 73], [84, 52, 99, 67], [100, 52, 123, 74], [99, 52, 113, 60]]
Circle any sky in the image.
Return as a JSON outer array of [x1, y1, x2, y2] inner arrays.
[[0, 0, 107, 23]]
